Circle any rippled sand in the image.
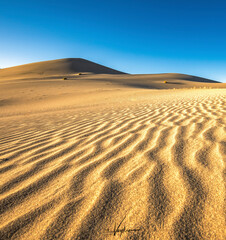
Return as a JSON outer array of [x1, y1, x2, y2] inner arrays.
[[0, 74, 225, 240]]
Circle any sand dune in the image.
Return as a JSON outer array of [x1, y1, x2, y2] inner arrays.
[[0, 60, 225, 239], [0, 58, 125, 81]]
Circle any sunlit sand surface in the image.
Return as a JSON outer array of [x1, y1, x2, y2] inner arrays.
[[0, 59, 225, 239]]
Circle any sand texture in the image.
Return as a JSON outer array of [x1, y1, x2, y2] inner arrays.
[[0, 60, 225, 239]]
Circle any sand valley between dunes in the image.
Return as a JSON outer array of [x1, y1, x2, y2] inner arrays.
[[0, 61, 225, 239]]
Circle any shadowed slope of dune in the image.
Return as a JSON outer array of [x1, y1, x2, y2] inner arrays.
[[0, 89, 225, 240], [71, 73, 222, 90]]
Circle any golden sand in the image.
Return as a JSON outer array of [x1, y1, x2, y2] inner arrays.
[[0, 61, 225, 239]]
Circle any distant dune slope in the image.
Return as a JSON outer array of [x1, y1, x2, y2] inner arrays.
[[74, 73, 221, 89], [0, 58, 126, 80]]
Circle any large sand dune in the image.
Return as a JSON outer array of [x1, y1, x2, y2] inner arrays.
[[0, 60, 225, 239], [0, 58, 125, 80]]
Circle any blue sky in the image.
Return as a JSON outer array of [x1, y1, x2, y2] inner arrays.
[[0, 0, 226, 82]]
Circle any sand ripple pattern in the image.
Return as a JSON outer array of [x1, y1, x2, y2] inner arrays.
[[0, 91, 225, 239]]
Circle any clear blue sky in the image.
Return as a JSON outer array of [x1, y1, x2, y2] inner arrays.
[[1, 0, 226, 82]]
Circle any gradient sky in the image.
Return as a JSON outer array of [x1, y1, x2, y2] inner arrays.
[[1, 0, 226, 82]]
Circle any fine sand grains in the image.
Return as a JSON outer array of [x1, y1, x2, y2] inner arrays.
[[0, 89, 225, 240]]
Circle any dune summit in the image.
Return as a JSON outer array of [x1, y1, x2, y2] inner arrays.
[[0, 59, 225, 240]]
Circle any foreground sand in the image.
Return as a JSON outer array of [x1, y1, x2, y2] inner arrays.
[[0, 74, 225, 239]]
